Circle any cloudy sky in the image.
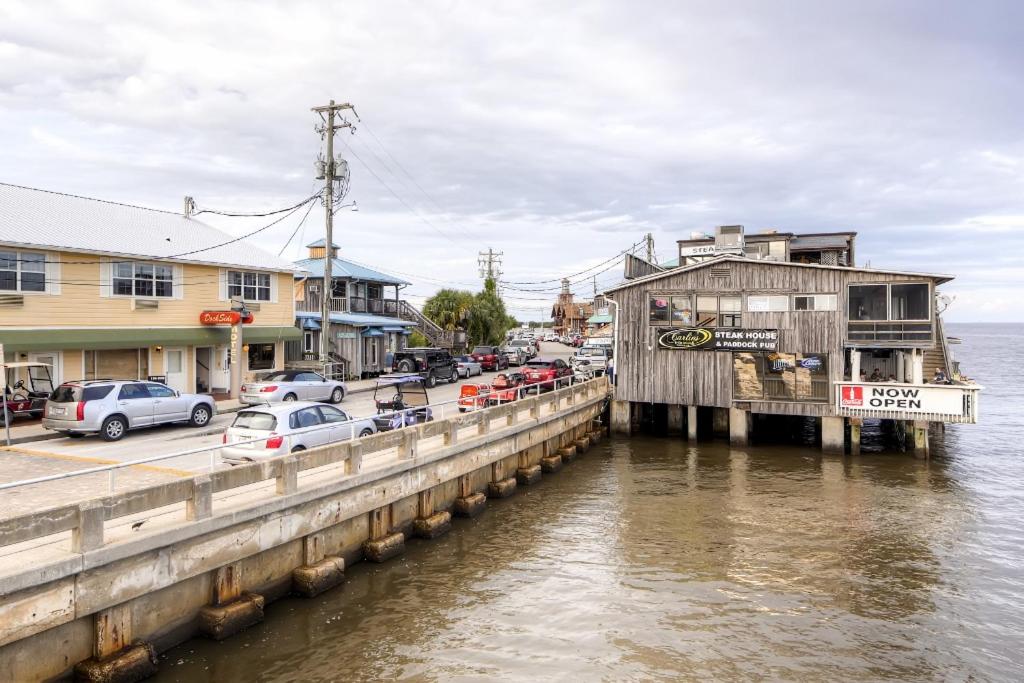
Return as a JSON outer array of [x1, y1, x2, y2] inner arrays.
[[2, 0, 1022, 321]]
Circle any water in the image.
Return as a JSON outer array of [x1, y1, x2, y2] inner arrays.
[[156, 323, 1024, 681]]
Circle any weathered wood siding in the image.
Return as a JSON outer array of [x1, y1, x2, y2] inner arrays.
[[611, 260, 940, 417]]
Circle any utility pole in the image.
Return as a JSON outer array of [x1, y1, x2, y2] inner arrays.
[[312, 100, 355, 371], [645, 232, 655, 263], [478, 248, 503, 280]]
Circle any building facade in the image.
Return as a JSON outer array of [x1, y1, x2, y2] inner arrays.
[[0, 183, 300, 395], [605, 228, 979, 453]]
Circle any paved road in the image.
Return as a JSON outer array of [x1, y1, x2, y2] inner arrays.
[[1, 342, 577, 494]]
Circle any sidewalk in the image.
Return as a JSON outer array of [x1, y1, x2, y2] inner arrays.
[[1, 398, 249, 446]]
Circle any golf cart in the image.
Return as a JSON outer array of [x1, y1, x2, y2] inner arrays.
[[1, 362, 54, 425], [372, 374, 434, 431]]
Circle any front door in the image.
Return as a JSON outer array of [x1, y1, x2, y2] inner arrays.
[[164, 347, 187, 393], [27, 352, 60, 393]]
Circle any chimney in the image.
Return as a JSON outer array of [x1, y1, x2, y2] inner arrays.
[[183, 196, 196, 218]]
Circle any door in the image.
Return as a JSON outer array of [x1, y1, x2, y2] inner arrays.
[[318, 406, 353, 441], [146, 382, 190, 423], [295, 371, 327, 400], [195, 347, 212, 394], [116, 382, 154, 427], [290, 406, 329, 450], [27, 352, 60, 394], [163, 347, 187, 393]]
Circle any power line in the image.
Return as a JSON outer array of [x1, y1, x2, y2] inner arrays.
[[193, 195, 320, 218], [277, 199, 317, 256], [499, 239, 644, 285]]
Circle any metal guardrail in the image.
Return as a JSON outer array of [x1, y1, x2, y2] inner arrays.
[[0, 374, 608, 554]]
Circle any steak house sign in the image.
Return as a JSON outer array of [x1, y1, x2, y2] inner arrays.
[[658, 328, 779, 352]]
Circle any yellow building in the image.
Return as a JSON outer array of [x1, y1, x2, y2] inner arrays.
[[0, 183, 300, 395]]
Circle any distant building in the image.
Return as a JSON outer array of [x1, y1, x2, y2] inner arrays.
[[550, 278, 592, 336]]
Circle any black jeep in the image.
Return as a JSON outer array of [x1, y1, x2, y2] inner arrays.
[[390, 347, 458, 388]]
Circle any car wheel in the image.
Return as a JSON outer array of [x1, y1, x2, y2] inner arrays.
[[359, 428, 373, 437], [426, 372, 437, 389], [283, 393, 297, 402], [330, 387, 345, 404], [291, 445, 306, 453], [449, 367, 459, 383], [100, 415, 128, 442], [189, 404, 212, 427]]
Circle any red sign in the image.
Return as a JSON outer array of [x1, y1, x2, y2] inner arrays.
[[840, 385, 864, 407], [200, 310, 254, 325]]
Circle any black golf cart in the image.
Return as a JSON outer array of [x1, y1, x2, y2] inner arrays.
[[372, 374, 434, 432]]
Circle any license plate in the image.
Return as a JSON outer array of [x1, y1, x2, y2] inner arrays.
[[50, 407, 66, 416]]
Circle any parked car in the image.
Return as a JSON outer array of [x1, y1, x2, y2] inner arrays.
[[372, 374, 433, 431], [507, 338, 536, 360], [487, 372, 528, 405], [453, 355, 483, 379], [501, 345, 527, 366], [391, 347, 458, 388], [573, 345, 610, 375], [523, 358, 574, 392], [240, 370, 347, 406], [43, 380, 216, 441], [470, 345, 509, 372], [221, 402, 376, 464]]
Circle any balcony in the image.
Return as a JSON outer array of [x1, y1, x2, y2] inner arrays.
[[834, 381, 980, 424], [846, 321, 933, 345], [297, 293, 349, 314]]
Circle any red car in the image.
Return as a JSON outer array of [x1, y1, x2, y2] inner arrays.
[[471, 345, 509, 372], [523, 358, 573, 392]]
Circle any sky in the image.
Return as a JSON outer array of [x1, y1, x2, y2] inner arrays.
[[1, 0, 1022, 321]]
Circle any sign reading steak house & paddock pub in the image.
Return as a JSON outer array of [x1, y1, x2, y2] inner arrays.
[[658, 328, 779, 352]]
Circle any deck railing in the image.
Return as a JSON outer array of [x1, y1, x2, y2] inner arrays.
[[846, 321, 933, 344], [834, 381, 980, 424], [0, 374, 609, 554]]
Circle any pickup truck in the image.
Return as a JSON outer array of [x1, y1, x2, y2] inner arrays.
[[572, 345, 610, 375]]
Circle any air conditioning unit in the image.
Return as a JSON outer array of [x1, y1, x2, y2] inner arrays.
[[246, 302, 261, 311], [132, 298, 159, 310], [715, 225, 745, 254]]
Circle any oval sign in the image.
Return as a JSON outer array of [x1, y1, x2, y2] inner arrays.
[[658, 328, 713, 350]]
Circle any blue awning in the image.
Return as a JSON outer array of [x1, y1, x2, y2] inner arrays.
[[381, 326, 407, 332], [362, 327, 385, 337], [300, 317, 321, 330]]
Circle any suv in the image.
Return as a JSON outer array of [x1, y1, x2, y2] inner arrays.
[[391, 347, 458, 388], [470, 345, 509, 372], [42, 380, 216, 441]]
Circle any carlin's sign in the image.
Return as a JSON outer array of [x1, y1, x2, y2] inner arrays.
[[658, 328, 778, 352]]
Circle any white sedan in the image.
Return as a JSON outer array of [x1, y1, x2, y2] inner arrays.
[[453, 355, 483, 378], [221, 402, 376, 464]]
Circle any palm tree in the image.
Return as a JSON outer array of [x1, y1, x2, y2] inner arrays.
[[423, 289, 474, 331]]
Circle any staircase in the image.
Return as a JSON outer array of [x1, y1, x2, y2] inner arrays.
[[923, 316, 954, 380], [397, 300, 459, 349]]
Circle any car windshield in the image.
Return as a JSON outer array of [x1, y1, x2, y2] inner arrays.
[[232, 411, 277, 431]]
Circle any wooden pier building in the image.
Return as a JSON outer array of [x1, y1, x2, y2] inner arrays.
[[604, 226, 980, 454]]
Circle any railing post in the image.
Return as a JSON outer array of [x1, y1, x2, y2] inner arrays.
[[477, 412, 490, 436], [187, 475, 213, 521], [72, 502, 104, 553], [399, 429, 419, 459], [507, 403, 517, 426], [347, 443, 363, 475], [276, 455, 298, 495], [529, 396, 540, 418], [445, 421, 458, 446]]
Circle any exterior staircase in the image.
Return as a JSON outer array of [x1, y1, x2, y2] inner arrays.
[[397, 300, 465, 350], [923, 316, 955, 380]]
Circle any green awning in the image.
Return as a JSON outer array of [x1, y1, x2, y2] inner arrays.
[[0, 326, 300, 353]]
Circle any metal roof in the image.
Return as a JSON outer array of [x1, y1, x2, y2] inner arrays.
[[0, 183, 298, 272], [295, 311, 416, 327], [292, 257, 409, 285], [304, 238, 340, 248], [602, 254, 954, 294]]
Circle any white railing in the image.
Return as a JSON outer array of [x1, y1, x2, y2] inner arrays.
[[834, 381, 981, 424]]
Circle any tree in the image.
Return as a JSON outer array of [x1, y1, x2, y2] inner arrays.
[[423, 289, 474, 331], [407, 330, 430, 348]]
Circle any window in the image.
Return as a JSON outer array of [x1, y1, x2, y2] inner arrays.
[[318, 406, 349, 423], [290, 407, 323, 429], [146, 384, 176, 397], [671, 296, 692, 325], [118, 383, 150, 400], [247, 343, 275, 370], [113, 262, 173, 298], [695, 295, 741, 328], [747, 295, 790, 312], [793, 294, 838, 311], [232, 411, 277, 431], [848, 284, 888, 321], [228, 270, 271, 301], [331, 280, 347, 298], [303, 332, 314, 353], [649, 296, 670, 323], [367, 283, 382, 299], [84, 349, 148, 380], [0, 250, 46, 292], [890, 284, 929, 320], [719, 296, 742, 327], [733, 352, 829, 402], [296, 372, 322, 382]]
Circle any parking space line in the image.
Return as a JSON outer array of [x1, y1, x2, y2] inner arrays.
[[0, 445, 193, 477]]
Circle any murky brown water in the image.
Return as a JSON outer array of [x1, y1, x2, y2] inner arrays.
[[155, 324, 1024, 681]]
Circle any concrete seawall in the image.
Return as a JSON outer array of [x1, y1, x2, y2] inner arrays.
[[0, 377, 608, 682]]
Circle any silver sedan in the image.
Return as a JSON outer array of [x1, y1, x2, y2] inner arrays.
[[240, 370, 347, 406], [453, 355, 483, 378], [221, 401, 376, 463]]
